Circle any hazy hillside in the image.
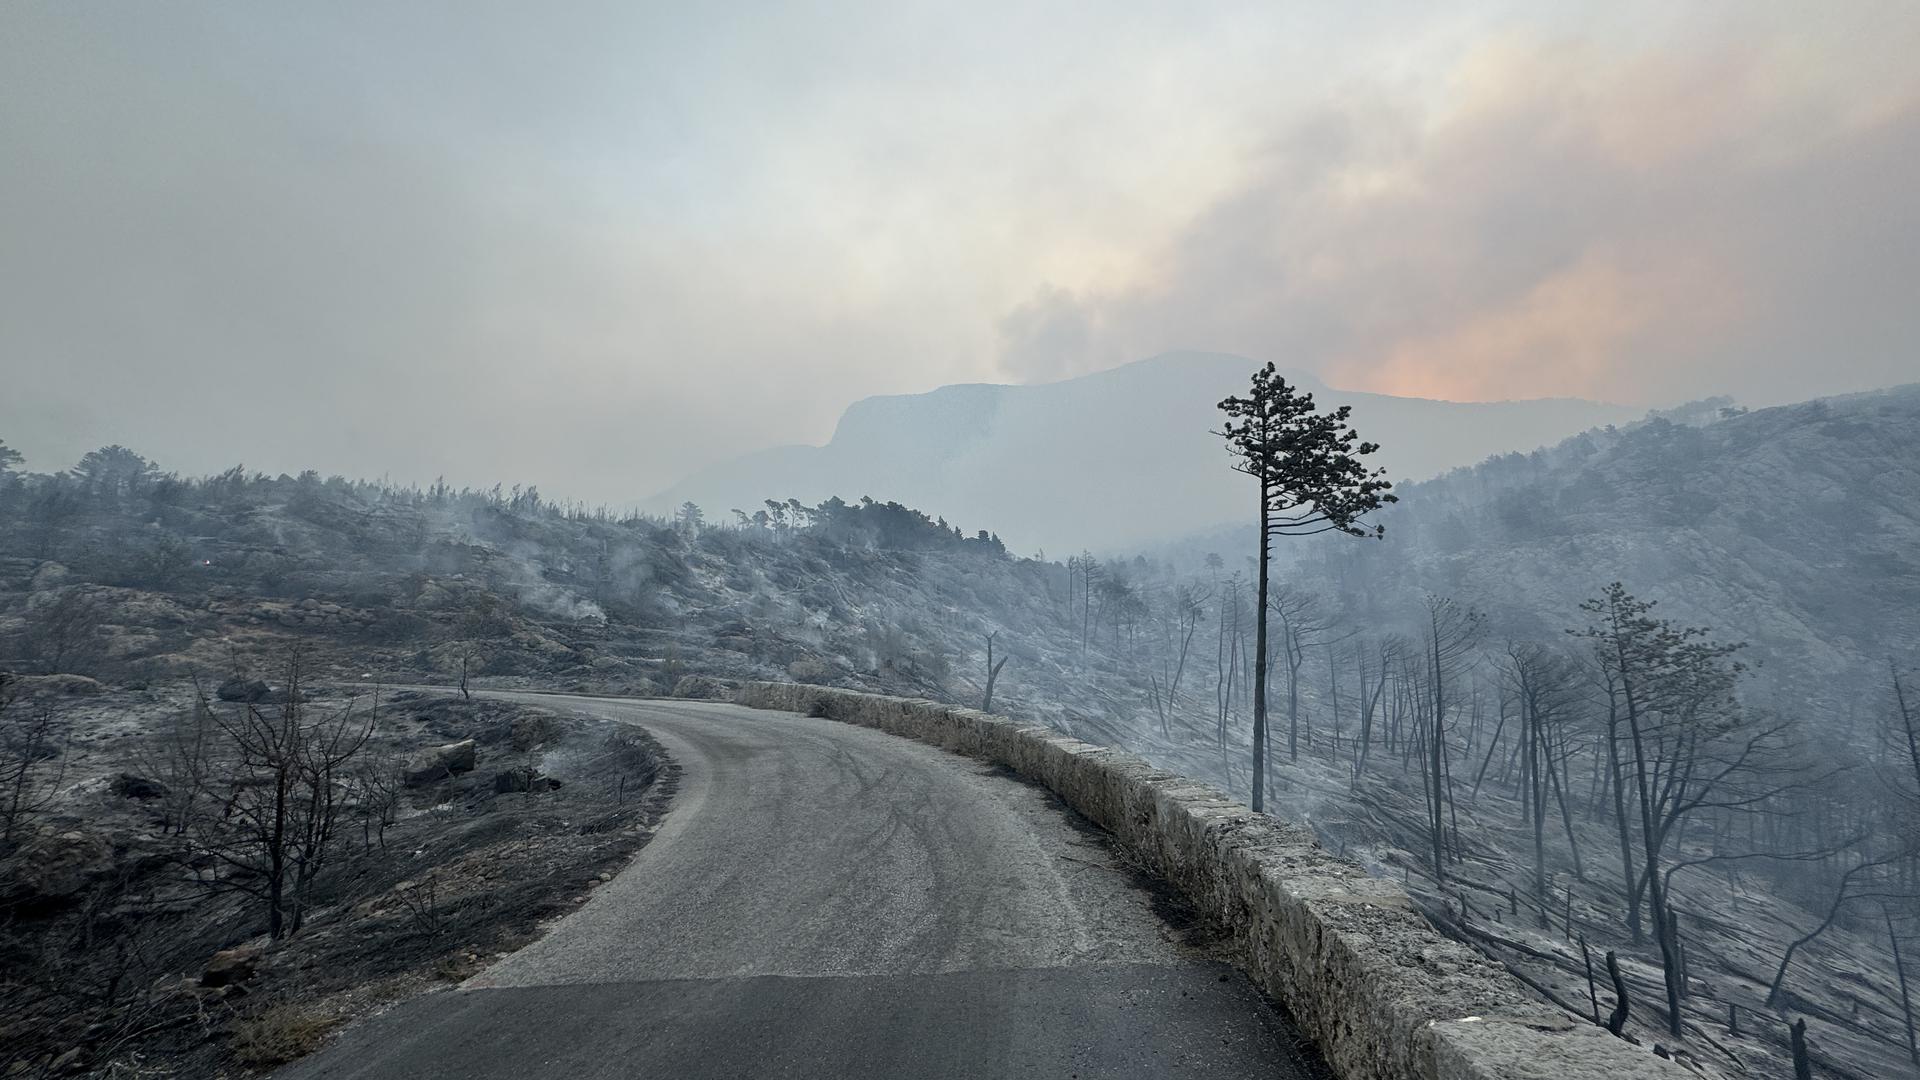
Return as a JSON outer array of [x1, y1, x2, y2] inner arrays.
[[0, 473, 1046, 703], [5, 386, 1918, 1077], [647, 352, 1641, 553], [1152, 385, 1920, 712]]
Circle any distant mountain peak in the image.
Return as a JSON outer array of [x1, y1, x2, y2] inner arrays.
[[648, 353, 1643, 552]]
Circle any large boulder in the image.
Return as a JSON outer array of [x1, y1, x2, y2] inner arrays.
[[403, 739, 477, 785], [200, 945, 262, 988], [786, 657, 830, 682], [1, 828, 115, 905], [112, 773, 169, 800], [492, 767, 562, 794], [414, 583, 457, 610], [671, 674, 733, 700], [508, 714, 559, 751], [216, 677, 271, 703], [12, 674, 105, 698]]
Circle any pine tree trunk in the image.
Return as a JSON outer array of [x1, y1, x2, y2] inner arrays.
[[1428, 616, 1447, 882], [1252, 481, 1269, 815], [1606, 702, 1642, 942], [1287, 648, 1301, 763], [1546, 741, 1586, 881]]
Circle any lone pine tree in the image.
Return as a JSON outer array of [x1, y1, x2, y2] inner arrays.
[[1217, 363, 1394, 813]]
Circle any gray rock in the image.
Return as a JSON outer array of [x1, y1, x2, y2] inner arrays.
[[217, 677, 271, 703], [29, 562, 70, 591], [493, 767, 562, 794], [11, 674, 105, 697], [671, 674, 734, 700], [201, 945, 261, 988], [404, 739, 478, 785], [112, 773, 169, 800], [2, 828, 115, 904]]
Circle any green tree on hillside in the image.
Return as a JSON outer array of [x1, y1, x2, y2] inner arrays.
[[1217, 363, 1394, 813], [676, 501, 705, 537], [72, 444, 158, 502]]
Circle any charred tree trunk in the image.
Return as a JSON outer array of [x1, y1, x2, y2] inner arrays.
[[982, 632, 1009, 714], [1889, 904, 1918, 1068], [1790, 1019, 1813, 1080], [1581, 934, 1600, 1024], [1606, 695, 1642, 942], [1769, 858, 1885, 1007], [1605, 950, 1630, 1036], [1471, 705, 1507, 803], [1287, 641, 1302, 763], [1546, 739, 1586, 881]]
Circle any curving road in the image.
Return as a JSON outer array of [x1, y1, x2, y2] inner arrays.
[[279, 695, 1326, 1079]]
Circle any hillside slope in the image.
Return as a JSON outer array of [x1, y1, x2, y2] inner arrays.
[[5, 389, 1917, 1078], [1256, 385, 1920, 708]]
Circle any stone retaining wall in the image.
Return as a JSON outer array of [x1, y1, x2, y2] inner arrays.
[[734, 681, 1687, 1080]]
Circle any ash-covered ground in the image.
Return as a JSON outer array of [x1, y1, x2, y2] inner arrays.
[[1, 679, 673, 1078]]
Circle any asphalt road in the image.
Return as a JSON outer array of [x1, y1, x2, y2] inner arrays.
[[278, 696, 1326, 1079]]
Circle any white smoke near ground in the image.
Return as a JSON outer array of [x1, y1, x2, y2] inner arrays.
[[515, 582, 606, 624]]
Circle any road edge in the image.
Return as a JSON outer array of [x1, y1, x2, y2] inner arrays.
[[733, 682, 1689, 1080]]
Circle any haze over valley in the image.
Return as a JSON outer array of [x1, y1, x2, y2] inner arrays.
[[646, 351, 1643, 553], [3, 4, 1917, 1080]]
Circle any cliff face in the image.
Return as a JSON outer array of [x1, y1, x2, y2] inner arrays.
[[647, 352, 1641, 553]]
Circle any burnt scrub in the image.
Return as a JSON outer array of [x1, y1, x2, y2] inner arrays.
[[0, 688, 676, 1078]]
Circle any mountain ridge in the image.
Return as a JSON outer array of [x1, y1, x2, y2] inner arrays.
[[1147, 381, 1920, 708], [648, 351, 1643, 553]]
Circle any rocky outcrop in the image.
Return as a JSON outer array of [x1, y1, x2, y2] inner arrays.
[[201, 945, 262, 988], [217, 676, 271, 703], [734, 682, 1685, 1080], [403, 739, 477, 785], [1, 827, 116, 906], [112, 773, 169, 800], [670, 675, 734, 700], [28, 561, 70, 592], [10, 674, 105, 698], [492, 767, 562, 794]]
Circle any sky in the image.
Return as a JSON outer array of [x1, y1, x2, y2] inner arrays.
[[2, 2, 1916, 502]]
